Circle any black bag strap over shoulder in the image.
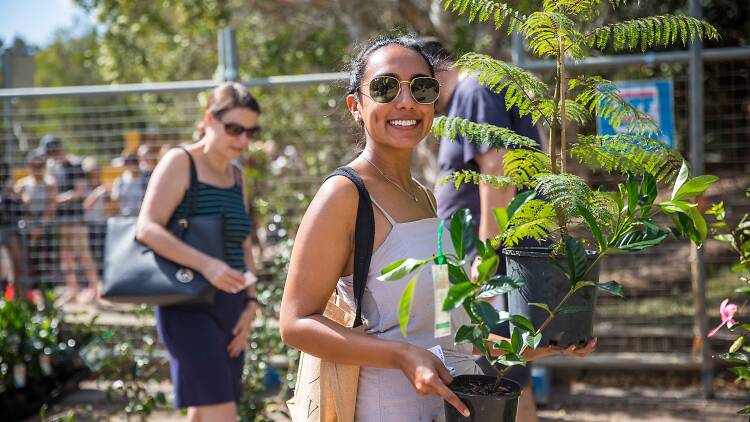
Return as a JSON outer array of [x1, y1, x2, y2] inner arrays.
[[178, 147, 200, 217], [325, 166, 375, 328]]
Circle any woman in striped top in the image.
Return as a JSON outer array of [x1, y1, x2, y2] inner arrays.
[[136, 82, 261, 421]]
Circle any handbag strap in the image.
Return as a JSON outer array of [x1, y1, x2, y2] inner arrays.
[[325, 166, 374, 328], [179, 147, 200, 217]]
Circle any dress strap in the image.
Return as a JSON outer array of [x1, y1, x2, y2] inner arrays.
[[413, 178, 437, 215], [369, 196, 398, 226]]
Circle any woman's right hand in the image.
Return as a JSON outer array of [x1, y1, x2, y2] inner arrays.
[[201, 258, 246, 293], [396, 344, 471, 418]]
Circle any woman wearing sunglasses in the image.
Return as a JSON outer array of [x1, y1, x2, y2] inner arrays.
[[135, 82, 260, 421], [280, 35, 475, 421]]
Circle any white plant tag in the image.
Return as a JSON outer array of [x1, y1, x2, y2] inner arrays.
[[427, 345, 455, 375], [432, 264, 451, 338]]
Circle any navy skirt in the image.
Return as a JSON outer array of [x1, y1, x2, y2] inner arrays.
[[156, 290, 246, 408]]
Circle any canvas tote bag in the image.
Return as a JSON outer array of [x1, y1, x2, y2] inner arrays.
[[287, 167, 375, 422]]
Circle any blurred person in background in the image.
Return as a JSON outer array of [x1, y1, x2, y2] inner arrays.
[[111, 153, 145, 217], [14, 152, 57, 286], [41, 134, 101, 304], [82, 157, 109, 277], [138, 142, 159, 185], [136, 82, 260, 420], [0, 160, 27, 299]]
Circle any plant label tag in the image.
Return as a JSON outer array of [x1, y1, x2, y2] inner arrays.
[[432, 264, 451, 338]]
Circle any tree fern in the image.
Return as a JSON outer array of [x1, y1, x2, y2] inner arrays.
[[521, 12, 585, 59], [587, 15, 719, 52], [503, 149, 551, 187], [442, 0, 526, 34], [439, 170, 517, 190], [502, 199, 557, 247], [433, 116, 541, 150], [570, 75, 662, 136], [571, 134, 684, 182], [454, 53, 550, 125]]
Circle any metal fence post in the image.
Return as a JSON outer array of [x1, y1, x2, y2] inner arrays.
[[217, 28, 239, 82], [689, 0, 714, 399]]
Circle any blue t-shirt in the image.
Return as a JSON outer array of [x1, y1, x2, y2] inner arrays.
[[435, 75, 541, 223]]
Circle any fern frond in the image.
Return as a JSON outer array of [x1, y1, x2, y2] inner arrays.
[[535, 173, 594, 219], [455, 53, 550, 125], [571, 134, 684, 182], [438, 170, 517, 190], [543, 0, 601, 17], [521, 12, 586, 60], [433, 116, 541, 150], [587, 15, 719, 52], [589, 190, 619, 231], [539, 98, 592, 126], [442, 0, 527, 34], [569, 76, 662, 136], [503, 149, 551, 187], [503, 199, 557, 247]]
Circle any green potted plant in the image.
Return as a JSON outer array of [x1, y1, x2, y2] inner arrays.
[[707, 188, 750, 415], [382, 0, 720, 419]]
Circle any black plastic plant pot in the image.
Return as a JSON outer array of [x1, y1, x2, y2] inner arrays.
[[503, 247, 600, 348], [444, 375, 521, 422]]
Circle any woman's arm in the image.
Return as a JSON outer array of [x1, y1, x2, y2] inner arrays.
[[135, 149, 245, 293]]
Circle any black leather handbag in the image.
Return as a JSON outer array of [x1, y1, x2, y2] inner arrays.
[[101, 149, 219, 305]]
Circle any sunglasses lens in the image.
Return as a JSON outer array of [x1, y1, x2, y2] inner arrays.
[[247, 127, 261, 139], [224, 123, 245, 136], [368, 76, 400, 103], [411, 77, 440, 104]]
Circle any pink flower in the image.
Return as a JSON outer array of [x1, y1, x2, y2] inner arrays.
[[708, 299, 738, 337]]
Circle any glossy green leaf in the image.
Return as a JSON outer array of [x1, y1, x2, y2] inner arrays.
[[625, 173, 639, 216], [510, 314, 535, 333], [473, 301, 500, 330], [613, 220, 668, 251], [737, 405, 750, 414], [523, 332, 542, 349], [729, 365, 750, 380], [577, 204, 604, 250], [493, 207, 509, 236], [671, 161, 690, 200], [597, 280, 625, 298], [735, 286, 750, 294], [380, 258, 430, 281], [730, 336, 746, 353], [448, 263, 471, 285], [477, 276, 525, 298], [442, 282, 477, 311], [719, 352, 749, 364], [494, 339, 515, 354], [572, 281, 596, 293], [673, 175, 719, 201], [638, 173, 657, 216], [450, 208, 476, 261], [475, 254, 499, 285], [494, 353, 526, 367], [507, 190, 537, 219], [564, 234, 589, 282], [455, 324, 480, 344], [511, 326, 522, 351], [398, 274, 419, 337]]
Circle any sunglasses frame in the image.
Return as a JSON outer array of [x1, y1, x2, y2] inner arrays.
[[215, 116, 261, 139], [361, 75, 441, 105]]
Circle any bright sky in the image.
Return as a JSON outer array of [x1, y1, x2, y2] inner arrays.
[[0, 0, 93, 48]]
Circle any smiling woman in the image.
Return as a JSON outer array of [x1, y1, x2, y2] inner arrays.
[[280, 35, 476, 421]]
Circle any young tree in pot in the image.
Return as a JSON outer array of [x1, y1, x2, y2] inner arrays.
[[430, 0, 720, 347]]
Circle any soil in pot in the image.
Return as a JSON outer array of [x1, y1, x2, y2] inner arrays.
[[444, 374, 520, 422], [503, 247, 600, 348]]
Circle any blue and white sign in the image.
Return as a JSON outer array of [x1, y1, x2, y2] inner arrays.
[[596, 78, 676, 148]]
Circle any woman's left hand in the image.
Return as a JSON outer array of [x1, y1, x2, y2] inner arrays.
[[228, 301, 258, 358]]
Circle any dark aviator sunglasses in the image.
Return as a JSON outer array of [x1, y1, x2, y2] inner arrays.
[[362, 76, 441, 105]]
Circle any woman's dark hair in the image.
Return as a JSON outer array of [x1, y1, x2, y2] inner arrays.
[[346, 34, 438, 98], [197, 82, 261, 138]]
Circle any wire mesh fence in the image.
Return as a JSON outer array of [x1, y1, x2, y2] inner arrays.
[[1, 54, 749, 359]]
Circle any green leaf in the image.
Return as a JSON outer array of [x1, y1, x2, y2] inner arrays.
[[509, 314, 535, 333], [659, 200, 708, 246], [625, 173, 639, 215], [730, 336, 746, 353], [529, 302, 553, 316], [597, 281, 625, 298], [473, 301, 500, 330], [672, 175, 719, 201], [493, 207, 509, 236], [455, 325, 480, 344], [398, 274, 419, 337], [572, 281, 596, 293], [511, 327, 522, 351], [475, 254, 499, 285], [564, 234, 589, 283], [638, 172, 658, 216], [577, 204, 604, 250], [495, 353, 526, 367], [493, 339, 516, 355], [719, 352, 749, 364], [450, 208, 476, 261], [671, 161, 690, 200], [729, 365, 750, 380], [477, 276, 525, 298], [523, 332, 542, 350], [448, 263, 471, 285], [380, 258, 430, 281], [558, 306, 593, 315], [737, 405, 750, 414], [734, 286, 750, 294], [507, 190, 537, 220], [443, 282, 477, 311], [612, 220, 668, 251]]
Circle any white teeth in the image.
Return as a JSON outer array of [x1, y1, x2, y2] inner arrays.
[[390, 119, 417, 127]]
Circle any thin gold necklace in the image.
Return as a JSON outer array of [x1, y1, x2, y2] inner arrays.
[[361, 155, 419, 203]]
